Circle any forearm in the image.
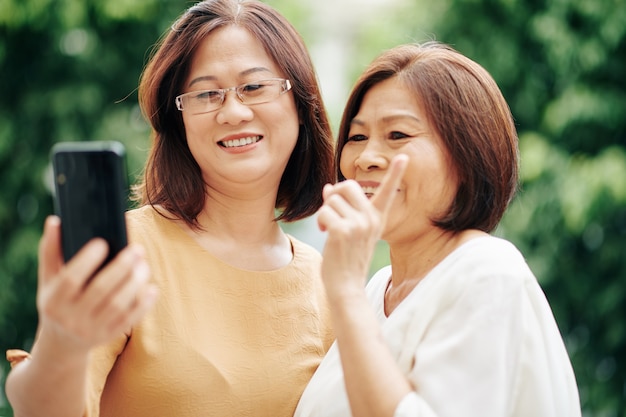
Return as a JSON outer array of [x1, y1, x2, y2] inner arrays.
[[6, 328, 89, 417], [330, 293, 413, 417]]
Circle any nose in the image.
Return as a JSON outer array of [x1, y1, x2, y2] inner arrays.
[[354, 139, 388, 171], [215, 90, 254, 125]]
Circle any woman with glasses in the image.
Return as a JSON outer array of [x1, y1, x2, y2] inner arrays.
[[6, 1, 334, 416], [295, 42, 581, 417]]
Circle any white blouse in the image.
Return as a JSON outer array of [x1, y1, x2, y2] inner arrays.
[[295, 236, 581, 417]]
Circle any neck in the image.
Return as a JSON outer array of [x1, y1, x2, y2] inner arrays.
[[384, 229, 486, 315], [176, 190, 293, 271], [197, 194, 281, 242], [388, 230, 458, 282]]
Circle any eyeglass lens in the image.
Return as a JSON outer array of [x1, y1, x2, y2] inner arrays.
[[176, 79, 290, 114]]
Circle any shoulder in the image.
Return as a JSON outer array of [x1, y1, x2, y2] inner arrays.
[[447, 235, 532, 279], [458, 234, 523, 260], [366, 266, 392, 291], [288, 234, 323, 265], [125, 205, 177, 244], [285, 235, 325, 289], [436, 236, 544, 317], [405, 236, 538, 314], [125, 204, 160, 228], [364, 265, 392, 307]]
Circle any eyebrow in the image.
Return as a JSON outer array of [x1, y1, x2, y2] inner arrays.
[[188, 67, 273, 88], [350, 113, 423, 127]]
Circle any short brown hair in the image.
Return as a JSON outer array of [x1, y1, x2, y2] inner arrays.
[[135, 0, 334, 227], [336, 42, 519, 233]]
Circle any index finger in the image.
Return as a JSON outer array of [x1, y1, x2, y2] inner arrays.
[[370, 154, 408, 217]]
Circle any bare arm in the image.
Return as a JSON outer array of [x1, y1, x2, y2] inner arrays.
[[6, 216, 157, 417], [317, 155, 412, 417]]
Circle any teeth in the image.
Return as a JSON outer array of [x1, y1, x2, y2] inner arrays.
[[361, 185, 378, 196], [221, 136, 260, 148]]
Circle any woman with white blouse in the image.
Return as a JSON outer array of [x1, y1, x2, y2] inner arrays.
[[295, 42, 581, 417]]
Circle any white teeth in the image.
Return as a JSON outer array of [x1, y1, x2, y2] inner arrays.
[[361, 186, 378, 196], [221, 136, 260, 148]]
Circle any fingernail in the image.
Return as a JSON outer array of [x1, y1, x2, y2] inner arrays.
[[136, 261, 151, 282], [145, 286, 159, 306], [47, 215, 61, 226]]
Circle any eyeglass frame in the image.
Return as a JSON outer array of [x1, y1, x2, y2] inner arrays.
[[174, 78, 292, 114]]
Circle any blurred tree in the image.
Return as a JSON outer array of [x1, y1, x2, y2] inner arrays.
[[504, 136, 626, 415]]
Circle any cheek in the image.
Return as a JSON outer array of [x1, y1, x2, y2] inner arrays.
[[181, 119, 211, 163], [339, 148, 357, 178], [425, 167, 459, 215], [181, 114, 209, 140]]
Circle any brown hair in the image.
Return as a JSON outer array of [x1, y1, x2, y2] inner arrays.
[[135, 0, 334, 228], [337, 42, 519, 233]]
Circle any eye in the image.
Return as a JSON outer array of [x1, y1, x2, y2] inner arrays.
[[194, 90, 222, 102], [241, 81, 267, 95], [346, 134, 367, 142], [389, 131, 410, 140], [242, 83, 264, 91]]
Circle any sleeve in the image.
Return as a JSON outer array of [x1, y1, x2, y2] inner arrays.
[[5, 334, 128, 417], [393, 392, 437, 417], [84, 334, 128, 417], [6, 349, 31, 368]]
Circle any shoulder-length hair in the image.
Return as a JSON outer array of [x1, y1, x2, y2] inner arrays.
[[135, 0, 334, 228], [336, 42, 519, 233]]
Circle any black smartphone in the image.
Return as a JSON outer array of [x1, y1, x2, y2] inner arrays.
[[51, 141, 129, 267]]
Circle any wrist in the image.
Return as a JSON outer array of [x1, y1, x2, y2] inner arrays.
[[325, 283, 365, 305], [31, 324, 92, 368]]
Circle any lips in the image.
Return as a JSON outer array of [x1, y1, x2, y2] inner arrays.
[[358, 181, 380, 198], [219, 135, 262, 148]]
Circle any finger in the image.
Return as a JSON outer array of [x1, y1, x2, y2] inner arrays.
[[84, 245, 144, 313], [318, 182, 366, 230], [370, 154, 408, 216], [38, 216, 65, 286], [324, 189, 360, 219], [317, 204, 344, 234], [322, 183, 333, 201], [317, 210, 327, 232], [94, 255, 151, 328], [324, 180, 372, 212], [107, 283, 159, 334], [61, 238, 109, 296], [318, 183, 340, 232]]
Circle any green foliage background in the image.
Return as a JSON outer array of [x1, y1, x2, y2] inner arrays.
[[1, 0, 624, 415]]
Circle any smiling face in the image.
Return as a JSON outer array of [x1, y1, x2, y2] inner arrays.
[[339, 76, 459, 243], [181, 25, 300, 195]]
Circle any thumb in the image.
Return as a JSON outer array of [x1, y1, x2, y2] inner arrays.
[[38, 215, 64, 286], [370, 154, 408, 217]]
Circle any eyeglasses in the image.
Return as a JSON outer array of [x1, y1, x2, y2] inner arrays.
[[175, 78, 292, 114]]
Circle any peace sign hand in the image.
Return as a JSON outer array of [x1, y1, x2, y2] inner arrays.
[[317, 155, 408, 301]]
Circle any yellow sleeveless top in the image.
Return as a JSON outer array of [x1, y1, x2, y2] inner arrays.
[[84, 205, 333, 417]]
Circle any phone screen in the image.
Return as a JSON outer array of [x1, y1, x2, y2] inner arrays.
[[51, 141, 129, 266]]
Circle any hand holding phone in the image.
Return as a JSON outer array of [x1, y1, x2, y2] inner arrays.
[[51, 141, 129, 267]]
